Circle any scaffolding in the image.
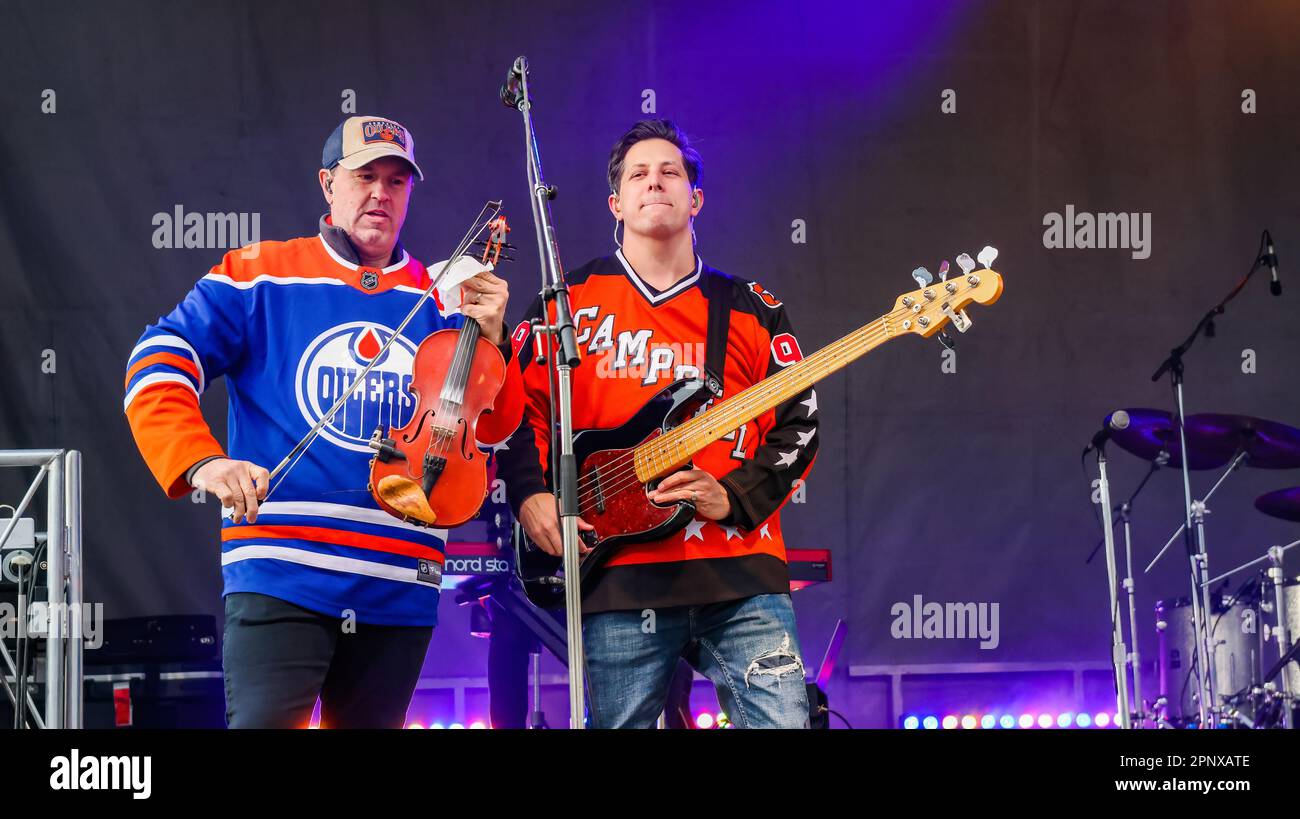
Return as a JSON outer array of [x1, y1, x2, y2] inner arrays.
[[0, 449, 83, 728]]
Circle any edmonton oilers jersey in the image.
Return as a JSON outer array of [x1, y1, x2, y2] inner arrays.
[[124, 231, 516, 627]]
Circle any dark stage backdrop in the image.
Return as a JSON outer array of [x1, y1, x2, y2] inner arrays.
[[2, 0, 1298, 691]]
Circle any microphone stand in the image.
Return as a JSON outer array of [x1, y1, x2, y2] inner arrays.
[[1085, 456, 1160, 726], [1085, 458, 1159, 565], [502, 56, 587, 729], [1149, 230, 1271, 727], [1093, 443, 1133, 728]]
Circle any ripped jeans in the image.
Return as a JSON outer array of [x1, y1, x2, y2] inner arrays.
[[583, 593, 810, 729]]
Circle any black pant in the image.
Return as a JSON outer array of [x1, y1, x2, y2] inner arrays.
[[222, 592, 433, 729]]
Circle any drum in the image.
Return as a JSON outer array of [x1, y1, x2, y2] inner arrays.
[[1272, 576, 1300, 695], [1155, 592, 1264, 724]]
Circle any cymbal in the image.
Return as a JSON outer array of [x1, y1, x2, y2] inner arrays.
[[1185, 414, 1300, 470], [1107, 408, 1234, 470], [1255, 486, 1300, 523]]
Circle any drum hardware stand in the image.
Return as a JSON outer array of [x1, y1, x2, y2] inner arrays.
[[1146, 351, 1213, 726], [1147, 441, 1250, 726], [1145, 450, 1246, 575], [1144, 449, 1248, 725], [502, 55, 587, 728], [1205, 538, 1300, 728], [1264, 546, 1294, 729], [1150, 231, 1275, 727], [1118, 501, 1150, 727], [1092, 445, 1133, 728]]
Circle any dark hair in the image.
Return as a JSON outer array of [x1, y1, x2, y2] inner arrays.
[[606, 119, 702, 195]]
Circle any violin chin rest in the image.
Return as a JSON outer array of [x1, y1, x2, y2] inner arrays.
[[376, 475, 438, 526]]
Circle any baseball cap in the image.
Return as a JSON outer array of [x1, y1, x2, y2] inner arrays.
[[321, 115, 424, 180]]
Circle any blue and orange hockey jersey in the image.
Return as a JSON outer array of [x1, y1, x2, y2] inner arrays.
[[124, 225, 523, 626]]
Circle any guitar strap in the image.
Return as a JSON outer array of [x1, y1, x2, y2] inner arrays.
[[700, 268, 731, 399]]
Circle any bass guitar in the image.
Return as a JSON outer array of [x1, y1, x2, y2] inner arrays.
[[516, 247, 1004, 606]]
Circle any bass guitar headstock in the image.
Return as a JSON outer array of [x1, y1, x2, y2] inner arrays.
[[891, 245, 1003, 340]]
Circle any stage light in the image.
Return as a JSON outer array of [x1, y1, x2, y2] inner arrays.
[[922, 715, 939, 729], [1076, 713, 1092, 728], [1036, 713, 1053, 728], [430, 723, 445, 729], [449, 722, 465, 729], [1018, 713, 1034, 728], [469, 721, 487, 729], [696, 712, 715, 729], [903, 715, 920, 729], [960, 715, 977, 729], [999, 714, 1016, 729], [980, 715, 995, 729], [1057, 712, 1073, 728], [1094, 712, 1110, 728], [406, 723, 424, 729], [941, 715, 958, 729]]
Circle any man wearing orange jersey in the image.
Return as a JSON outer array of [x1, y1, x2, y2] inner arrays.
[[497, 120, 817, 728]]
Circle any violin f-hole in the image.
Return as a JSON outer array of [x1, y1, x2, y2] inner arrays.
[[457, 418, 474, 459], [403, 410, 434, 444]]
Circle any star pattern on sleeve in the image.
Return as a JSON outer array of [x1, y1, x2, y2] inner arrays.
[[800, 390, 818, 418]]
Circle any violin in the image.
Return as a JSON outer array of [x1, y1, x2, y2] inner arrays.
[[367, 216, 515, 527]]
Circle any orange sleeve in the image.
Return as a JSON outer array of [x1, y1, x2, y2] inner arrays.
[[477, 341, 526, 445], [124, 384, 226, 499]]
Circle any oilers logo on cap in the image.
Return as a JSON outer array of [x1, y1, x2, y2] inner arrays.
[[361, 119, 408, 150], [322, 115, 424, 180]]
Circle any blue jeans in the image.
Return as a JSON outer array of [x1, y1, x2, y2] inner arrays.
[[583, 593, 810, 729]]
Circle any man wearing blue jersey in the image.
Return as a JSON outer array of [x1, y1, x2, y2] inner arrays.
[[125, 116, 519, 728]]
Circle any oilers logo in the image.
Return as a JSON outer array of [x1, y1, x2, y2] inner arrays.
[[361, 119, 407, 150], [295, 322, 417, 452]]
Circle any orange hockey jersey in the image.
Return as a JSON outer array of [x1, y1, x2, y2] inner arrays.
[[495, 250, 818, 612]]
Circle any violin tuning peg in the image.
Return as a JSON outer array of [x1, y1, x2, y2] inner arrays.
[[911, 266, 933, 288], [938, 260, 951, 282], [977, 245, 998, 269], [956, 253, 975, 276]]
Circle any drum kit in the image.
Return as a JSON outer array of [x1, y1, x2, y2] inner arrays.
[[1096, 408, 1300, 729]]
